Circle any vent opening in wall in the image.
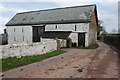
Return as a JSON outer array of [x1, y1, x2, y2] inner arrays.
[[22, 28, 24, 32], [75, 25, 76, 31], [14, 28, 15, 32], [56, 25, 57, 29]]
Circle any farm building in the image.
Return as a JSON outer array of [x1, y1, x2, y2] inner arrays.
[[5, 4, 98, 47]]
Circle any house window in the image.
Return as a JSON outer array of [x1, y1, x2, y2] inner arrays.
[[55, 25, 57, 29], [14, 28, 15, 32], [22, 28, 24, 32], [75, 25, 76, 31]]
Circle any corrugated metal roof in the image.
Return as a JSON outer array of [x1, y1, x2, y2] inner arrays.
[[6, 4, 96, 26]]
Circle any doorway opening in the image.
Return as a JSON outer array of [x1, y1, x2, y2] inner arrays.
[[32, 26, 45, 42], [78, 33, 85, 47]]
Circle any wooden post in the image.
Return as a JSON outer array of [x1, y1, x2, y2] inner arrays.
[[67, 38, 72, 48], [57, 40, 60, 50]]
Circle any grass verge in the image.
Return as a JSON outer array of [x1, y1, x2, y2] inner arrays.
[[72, 44, 99, 49], [2, 50, 66, 72]]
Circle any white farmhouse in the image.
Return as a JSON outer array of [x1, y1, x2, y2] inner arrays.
[[5, 4, 98, 47]]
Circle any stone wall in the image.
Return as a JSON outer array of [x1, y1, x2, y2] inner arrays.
[[41, 38, 67, 48], [0, 40, 57, 59], [69, 33, 78, 46], [59, 39, 67, 48]]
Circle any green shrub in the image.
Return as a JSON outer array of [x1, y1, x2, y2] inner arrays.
[[72, 44, 99, 49]]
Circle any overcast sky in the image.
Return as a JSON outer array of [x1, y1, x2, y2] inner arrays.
[[0, 0, 119, 33]]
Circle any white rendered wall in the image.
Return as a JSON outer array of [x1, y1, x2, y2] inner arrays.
[[6, 26, 32, 44], [69, 33, 78, 45], [6, 23, 89, 46], [45, 23, 89, 32], [45, 23, 89, 46], [0, 40, 57, 59], [69, 32, 89, 46], [76, 23, 89, 46], [75, 23, 88, 32]]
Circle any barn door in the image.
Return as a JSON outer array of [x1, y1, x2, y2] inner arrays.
[[32, 26, 45, 42], [78, 33, 85, 47]]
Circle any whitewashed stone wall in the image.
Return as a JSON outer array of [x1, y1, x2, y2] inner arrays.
[[41, 38, 67, 48], [59, 39, 67, 47], [0, 40, 57, 59], [6, 26, 32, 44], [85, 33, 89, 46], [69, 33, 78, 45]]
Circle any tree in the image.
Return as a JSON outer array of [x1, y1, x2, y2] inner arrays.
[[97, 20, 108, 40], [97, 20, 107, 36]]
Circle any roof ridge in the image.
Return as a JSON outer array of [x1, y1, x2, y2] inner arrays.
[[17, 4, 96, 14]]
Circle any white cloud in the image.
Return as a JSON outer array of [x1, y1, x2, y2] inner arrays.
[[2, 0, 119, 2], [0, 17, 10, 25], [54, 1, 91, 7], [0, 0, 119, 33], [98, 12, 118, 33], [0, 5, 37, 13], [0, 5, 43, 14], [0, 27, 6, 34], [0, 17, 8, 34], [0, 5, 25, 13], [55, 1, 118, 33]]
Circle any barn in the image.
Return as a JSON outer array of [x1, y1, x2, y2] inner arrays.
[[5, 4, 98, 47]]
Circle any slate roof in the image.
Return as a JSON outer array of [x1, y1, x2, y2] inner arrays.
[[6, 4, 97, 26], [41, 31, 71, 39]]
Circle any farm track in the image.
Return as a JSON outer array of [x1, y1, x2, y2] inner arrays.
[[2, 41, 118, 78]]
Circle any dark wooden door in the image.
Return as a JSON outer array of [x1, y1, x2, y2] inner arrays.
[[32, 26, 45, 42], [78, 33, 85, 47]]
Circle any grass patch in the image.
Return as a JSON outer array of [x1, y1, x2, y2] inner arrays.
[[72, 44, 99, 49], [2, 50, 66, 72]]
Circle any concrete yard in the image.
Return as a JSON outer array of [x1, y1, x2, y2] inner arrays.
[[2, 41, 119, 78]]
